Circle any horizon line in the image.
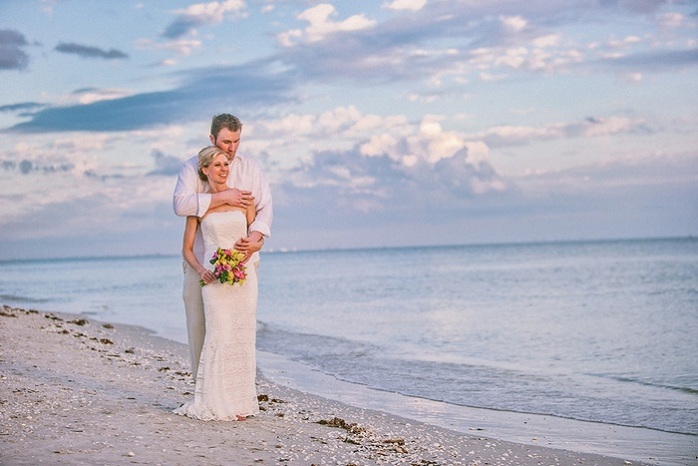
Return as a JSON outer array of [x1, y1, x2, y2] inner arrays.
[[0, 234, 693, 264]]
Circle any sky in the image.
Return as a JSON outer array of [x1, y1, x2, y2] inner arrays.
[[0, 0, 697, 260]]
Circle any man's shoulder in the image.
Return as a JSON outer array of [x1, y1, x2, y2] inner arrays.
[[179, 155, 198, 172]]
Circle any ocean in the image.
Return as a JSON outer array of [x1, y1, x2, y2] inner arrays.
[[2, 237, 697, 461]]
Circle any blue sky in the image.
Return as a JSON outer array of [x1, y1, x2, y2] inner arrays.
[[1, 0, 696, 260]]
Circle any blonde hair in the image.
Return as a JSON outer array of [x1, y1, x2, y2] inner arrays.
[[197, 146, 226, 181]]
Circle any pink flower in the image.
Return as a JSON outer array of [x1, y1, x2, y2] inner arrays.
[[201, 246, 247, 287]]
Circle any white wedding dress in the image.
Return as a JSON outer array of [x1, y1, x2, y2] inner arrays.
[[175, 210, 259, 421]]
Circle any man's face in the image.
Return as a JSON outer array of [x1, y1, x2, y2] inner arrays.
[[211, 128, 241, 161]]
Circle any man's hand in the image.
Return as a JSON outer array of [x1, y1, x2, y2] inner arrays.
[[235, 231, 264, 258], [220, 188, 254, 208]]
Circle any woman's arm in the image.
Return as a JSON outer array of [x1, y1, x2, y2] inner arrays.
[[182, 216, 214, 284]]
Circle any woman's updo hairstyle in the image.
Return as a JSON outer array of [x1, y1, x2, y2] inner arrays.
[[197, 146, 226, 181]]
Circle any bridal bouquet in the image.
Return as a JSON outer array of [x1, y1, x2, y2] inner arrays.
[[200, 247, 247, 286]]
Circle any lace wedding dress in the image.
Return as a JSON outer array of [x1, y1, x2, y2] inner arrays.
[[175, 210, 259, 421]]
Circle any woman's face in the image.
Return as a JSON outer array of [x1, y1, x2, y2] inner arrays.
[[202, 152, 230, 185]]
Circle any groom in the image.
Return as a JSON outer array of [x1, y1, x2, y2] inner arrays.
[[173, 113, 273, 378]]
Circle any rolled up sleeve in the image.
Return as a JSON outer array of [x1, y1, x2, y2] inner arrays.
[[173, 157, 211, 218], [248, 161, 273, 238]]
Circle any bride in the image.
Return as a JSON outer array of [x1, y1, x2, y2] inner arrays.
[[175, 146, 259, 421]]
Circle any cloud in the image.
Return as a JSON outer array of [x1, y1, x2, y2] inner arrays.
[[384, 0, 427, 11], [248, 108, 656, 195], [10, 1, 695, 136], [63, 87, 134, 105], [6, 59, 297, 133], [657, 12, 687, 29], [603, 48, 698, 72], [148, 149, 185, 176], [0, 102, 46, 114], [136, 37, 203, 57], [162, 0, 247, 39], [0, 29, 30, 70], [0, 174, 180, 257], [4, 140, 695, 259], [275, 119, 508, 227], [270, 0, 698, 88], [268, 143, 519, 250], [272, 3, 554, 84], [244, 111, 511, 230], [277, 4, 376, 47], [1, 0, 696, 260], [54, 42, 128, 60], [499, 15, 528, 34], [474, 116, 651, 148], [516, 152, 698, 204]]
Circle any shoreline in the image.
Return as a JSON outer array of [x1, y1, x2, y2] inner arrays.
[[256, 351, 697, 466], [0, 305, 690, 465]]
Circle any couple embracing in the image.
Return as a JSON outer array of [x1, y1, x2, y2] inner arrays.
[[171, 114, 272, 421]]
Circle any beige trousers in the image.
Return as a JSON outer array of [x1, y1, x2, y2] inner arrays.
[[182, 262, 205, 378]]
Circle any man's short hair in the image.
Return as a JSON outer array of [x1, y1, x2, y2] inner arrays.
[[211, 114, 242, 139]]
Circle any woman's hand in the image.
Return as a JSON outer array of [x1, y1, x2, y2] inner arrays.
[[199, 269, 215, 284]]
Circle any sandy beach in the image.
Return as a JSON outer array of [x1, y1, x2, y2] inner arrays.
[[0, 305, 661, 465]]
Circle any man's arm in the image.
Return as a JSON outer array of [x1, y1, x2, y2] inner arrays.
[[248, 160, 273, 238], [235, 231, 264, 257], [211, 189, 255, 211], [233, 158, 272, 256], [173, 157, 211, 217], [173, 156, 254, 217]]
